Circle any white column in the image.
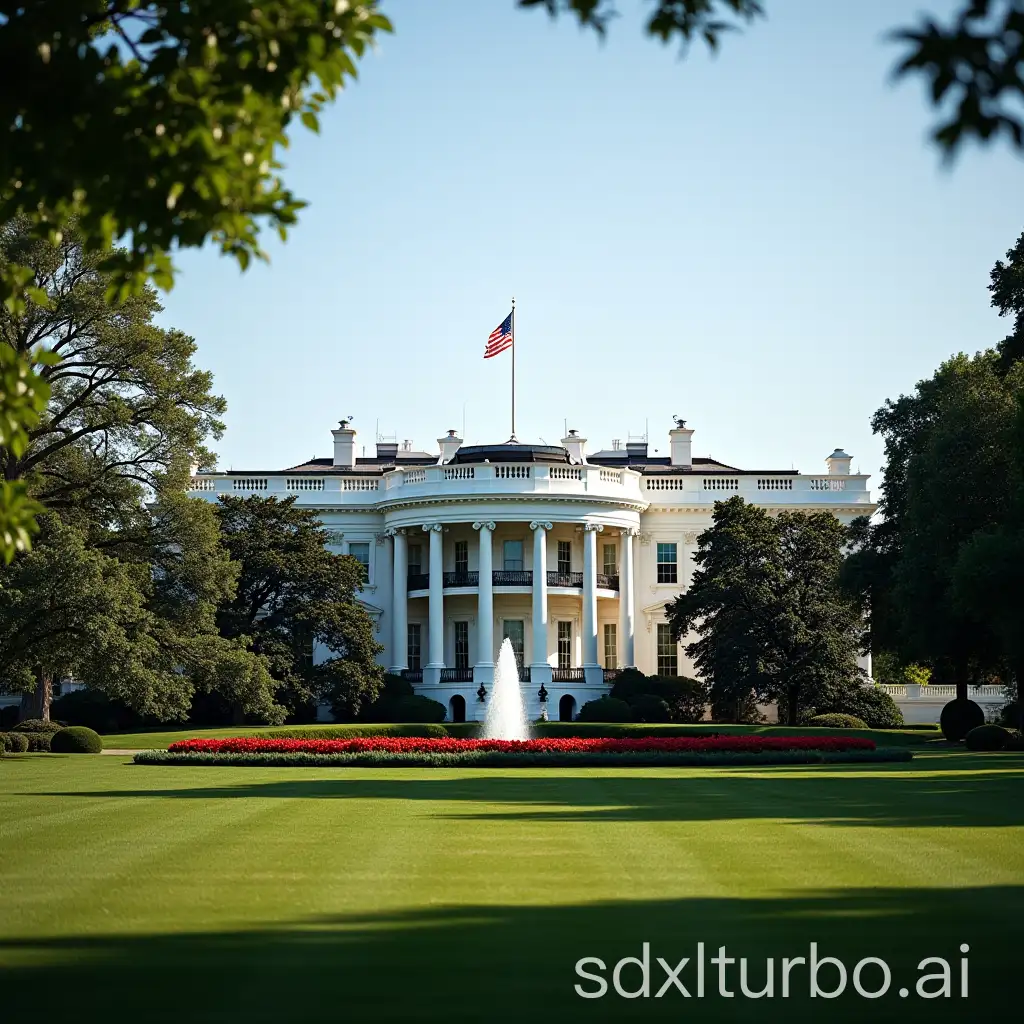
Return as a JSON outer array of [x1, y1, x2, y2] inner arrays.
[[387, 529, 407, 673], [473, 521, 495, 680], [619, 528, 636, 668], [530, 521, 552, 668], [425, 523, 444, 675], [582, 523, 602, 668]]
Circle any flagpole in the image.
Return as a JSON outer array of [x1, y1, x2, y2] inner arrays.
[[510, 296, 516, 441]]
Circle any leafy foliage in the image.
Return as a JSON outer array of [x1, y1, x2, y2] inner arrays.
[[609, 668, 708, 723], [940, 698, 985, 741], [667, 497, 864, 725], [214, 495, 384, 720], [0, 731, 29, 753], [50, 725, 103, 753], [576, 696, 633, 722], [806, 713, 868, 730], [964, 723, 1012, 751]]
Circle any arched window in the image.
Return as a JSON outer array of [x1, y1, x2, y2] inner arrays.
[[558, 694, 576, 722], [448, 694, 467, 724]]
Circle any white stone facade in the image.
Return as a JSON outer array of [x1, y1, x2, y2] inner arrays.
[[189, 419, 876, 722]]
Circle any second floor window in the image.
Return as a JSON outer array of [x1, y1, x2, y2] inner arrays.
[[408, 543, 422, 577], [557, 540, 571, 575], [602, 543, 617, 577], [657, 542, 678, 584], [503, 539, 523, 571], [348, 542, 370, 584], [454, 540, 469, 575]]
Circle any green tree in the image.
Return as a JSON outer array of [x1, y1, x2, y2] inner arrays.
[[667, 496, 863, 725], [214, 495, 385, 721]]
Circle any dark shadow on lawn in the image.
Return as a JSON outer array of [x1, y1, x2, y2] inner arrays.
[[1, 886, 1020, 1023], [24, 755, 1024, 829]]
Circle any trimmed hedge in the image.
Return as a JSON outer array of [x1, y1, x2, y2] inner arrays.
[[0, 732, 30, 753], [24, 732, 52, 752], [807, 713, 869, 730], [251, 723, 449, 741], [12, 719, 64, 734], [577, 697, 632, 723], [135, 747, 913, 769], [964, 724, 1012, 751], [50, 726, 103, 754], [940, 699, 985, 742]]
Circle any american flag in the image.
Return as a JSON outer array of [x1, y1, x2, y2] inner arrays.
[[484, 311, 513, 359]]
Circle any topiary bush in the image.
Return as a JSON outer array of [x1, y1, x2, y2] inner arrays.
[[1, 732, 30, 753], [807, 713, 869, 730], [25, 733, 52, 752], [964, 724, 1012, 751], [50, 726, 103, 753], [998, 702, 1023, 730], [577, 696, 633, 723], [628, 694, 673, 723], [389, 695, 446, 723], [13, 718, 65, 734], [940, 698, 985, 742]]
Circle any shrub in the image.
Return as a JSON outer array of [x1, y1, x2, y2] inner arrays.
[[0, 705, 19, 728], [361, 674, 417, 722], [25, 733, 52, 752], [577, 697, 632, 723], [254, 723, 449, 740], [50, 726, 103, 753], [389, 695, 446, 723], [998, 702, 1023, 729], [13, 718, 64, 734], [807, 713, 869, 730], [628, 694, 673, 723], [1, 732, 30, 753], [964, 724, 1012, 751], [51, 689, 143, 733], [940, 698, 985, 742], [1003, 730, 1024, 752], [710, 692, 764, 724]]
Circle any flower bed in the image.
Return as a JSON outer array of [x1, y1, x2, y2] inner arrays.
[[168, 735, 877, 755], [136, 747, 911, 768], [133, 733, 912, 768]]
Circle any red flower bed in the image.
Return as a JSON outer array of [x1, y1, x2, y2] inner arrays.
[[168, 735, 876, 755]]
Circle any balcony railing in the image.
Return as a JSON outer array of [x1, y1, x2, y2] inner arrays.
[[440, 667, 474, 683], [407, 572, 430, 590], [596, 573, 619, 591], [492, 570, 532, 586], [518, 665, 531, 683], [401, 668, 423, 683], [547, 570, 583, 588], [443, 571, 479, 588], [552, 668, 585, 682]]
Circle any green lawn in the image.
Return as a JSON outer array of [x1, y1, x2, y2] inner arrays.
[[100, 721, 941, 749], [1, 751, 1021, 1022]]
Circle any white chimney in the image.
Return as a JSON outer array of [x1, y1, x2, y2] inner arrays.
[[561, 429, 587, 464], [332, 418, 357, 468], [437, 429, 462, 464], [826, 449, 852, 475], [669, 417, 694, 468]]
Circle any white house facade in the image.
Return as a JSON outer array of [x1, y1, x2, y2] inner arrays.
[[187, 417, 879, 723]]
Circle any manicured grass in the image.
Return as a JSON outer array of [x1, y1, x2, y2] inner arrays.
[[1, 751, 1021, 1022], [101, 720, 942, 750]]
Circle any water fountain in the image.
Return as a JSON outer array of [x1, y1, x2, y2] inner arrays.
[[482, 637, 530, 740]]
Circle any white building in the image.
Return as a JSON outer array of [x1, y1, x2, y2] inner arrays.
[[188, 418, 875, 722]]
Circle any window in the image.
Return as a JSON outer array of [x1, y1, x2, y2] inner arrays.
[[602, 543, 617, 577], [407, 543, 422, 576], [557, 540, 571, 575], [348, 542, 370, 584], [603, 623, 617, 668], [657, 623, 678, 676], [503, 620, 525, 666], [557, 621, 572, 670], [454, 540, 469, 575], [503, 539, 523, 571], [656, 542, 678, 584], [454, 621, 469, 670], [407, 623, 422, 670]]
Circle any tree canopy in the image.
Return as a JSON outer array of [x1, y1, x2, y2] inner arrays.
[[667, 496, 863, 725], [214, 495, 385, 721]]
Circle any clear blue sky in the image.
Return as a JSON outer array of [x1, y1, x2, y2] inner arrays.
[[158, 0, 1024, 483]]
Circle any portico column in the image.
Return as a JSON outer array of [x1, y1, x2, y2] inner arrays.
[[530, 521, 552, 669], [387, 529, 407, 673], [424, 523, 444, 680], [473, 521, 495, 683], [582, 523, 603, 670], [619, 528, 636, 668]]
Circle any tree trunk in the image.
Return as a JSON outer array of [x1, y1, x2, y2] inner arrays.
[[19, 669, 52, 722], [786, 685, 799, 726]]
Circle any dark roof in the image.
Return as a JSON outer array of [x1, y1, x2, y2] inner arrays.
[[450, 443, 570, 465]]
